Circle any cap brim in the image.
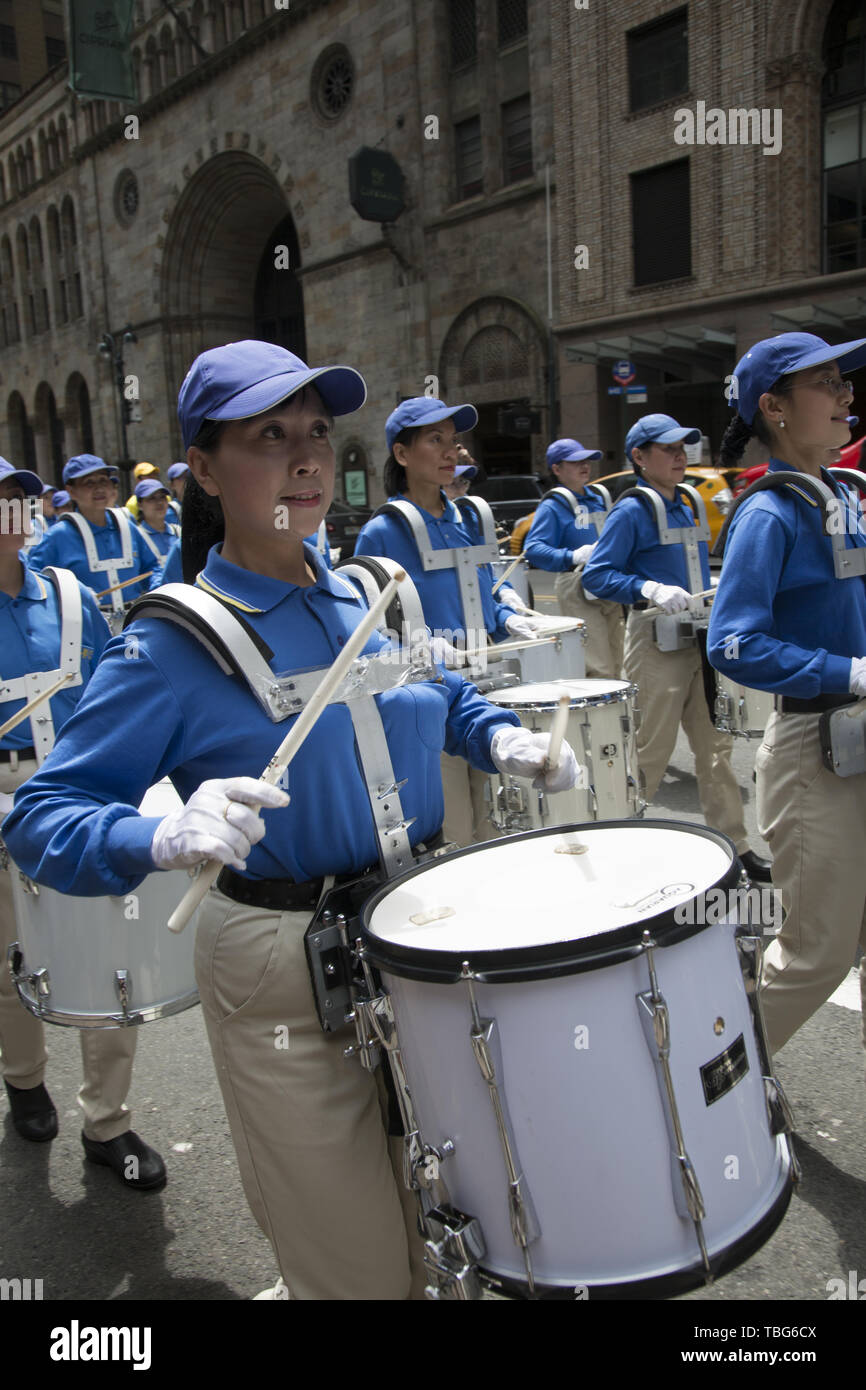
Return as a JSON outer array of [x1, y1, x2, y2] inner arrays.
[[64, 462, 113, 482], [3, 470, 43, 497], [561, 450, 603, 463], [791, 338, 866, 376], [208, 365, 368, 427], [657, 427, 701, 446]]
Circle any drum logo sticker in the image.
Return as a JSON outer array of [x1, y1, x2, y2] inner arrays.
[[611, 882, 694, 914], [700, 1033, 749, 1106]]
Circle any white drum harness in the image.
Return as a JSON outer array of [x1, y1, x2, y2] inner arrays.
[[62, 507, 141, 617], [0, 566, 83, 765]]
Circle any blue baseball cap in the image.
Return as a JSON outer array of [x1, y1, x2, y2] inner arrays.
[[625, 413, 700, 461], [729, 332, 866, 424], [454, 462, 477, 480], [0, 457, 44, 497], [135, 478, 170, 500], [52, 490, 70, 508], [167, 461, 190, 480], [546, 438, 603, 469], [177, 340, 367, 450], [385, 397, 478, 452], [63, 454, 112, 484]]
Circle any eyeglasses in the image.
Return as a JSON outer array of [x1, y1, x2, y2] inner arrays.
[[792, 377, 854, 397]]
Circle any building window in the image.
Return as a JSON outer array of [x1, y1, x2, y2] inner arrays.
[[0, 24, 17, 60], [627, 7, 688, 113], [0, 81, 20, 114], [455, 115, 482, 199], [631, 158, 691, 285], [449, 0, 477, 70], [114, 170, 140, 226], [46, 35, 66, 67], [823, 2, 866, 271], [312, 44, 354, 120], [502, 94, 532, 184], [497, 0, 527, 48]]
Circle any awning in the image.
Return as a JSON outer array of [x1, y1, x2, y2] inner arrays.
[[564, 324, 736, 380]]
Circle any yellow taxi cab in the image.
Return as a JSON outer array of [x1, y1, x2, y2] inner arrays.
[[509, 465, 734, 553]]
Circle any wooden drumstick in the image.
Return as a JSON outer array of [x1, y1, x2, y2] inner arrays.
[[544, 694, 571, 773], [94, 571, 153, 599], [167, 571, 406, 934], [642, 586, 716, 618], [449, 629, 567, 668], [491, 554, 523, 595], [0, 672, 76, 741]]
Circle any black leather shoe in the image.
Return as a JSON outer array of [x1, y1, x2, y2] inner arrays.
[[740, 849, 773, 883], [81, 1129, 167, 1191], [4, 1080, 58, 1142]]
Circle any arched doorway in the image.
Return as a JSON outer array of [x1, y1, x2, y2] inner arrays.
[[33, 381, 64, 481], [439, 297, 549, 477], [160, 152, 304, 446], [7, 390, 36, 471], [254, 212, 306, 358], [64, 372, 94, 460]]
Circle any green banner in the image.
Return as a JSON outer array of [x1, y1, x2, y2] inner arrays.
[[68, 1, 137, 102]]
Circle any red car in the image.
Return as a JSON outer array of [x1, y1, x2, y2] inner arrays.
[[732, 435, 866, 496]]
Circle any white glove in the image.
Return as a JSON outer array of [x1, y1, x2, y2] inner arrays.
[[850, 657, 866, 698], [505, 613, 543, 641], [572, 544, 595, 567], [430, 634, 461, 667], [497, 585, 531, 614], [640, 580, 691, 615], [490, 726, 585, 793], [0, 791, 13, 819], [150, 776, 290, 873]]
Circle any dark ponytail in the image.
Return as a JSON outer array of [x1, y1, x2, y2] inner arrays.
[[720, 375, 794, 468], [382, 425, 422, 497], [181, 419, 225, 583]]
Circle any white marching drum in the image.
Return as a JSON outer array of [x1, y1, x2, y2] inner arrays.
[[5, 780, 200, 1027], [484, 679, 642, 829], [359, 822, 796, 1298], [714, 673, 777, 739], [464, 618, 586, 685]]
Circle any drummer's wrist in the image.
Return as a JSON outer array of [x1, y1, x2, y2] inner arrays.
[[105, 813, 165, 876]]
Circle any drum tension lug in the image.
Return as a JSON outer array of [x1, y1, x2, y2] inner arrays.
[[422, 1203, 487, 1301], [114, 969, 131, 1020]]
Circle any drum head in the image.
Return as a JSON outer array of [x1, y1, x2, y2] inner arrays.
[[361, 821, 739, 983], [485, 679, 633, 710]]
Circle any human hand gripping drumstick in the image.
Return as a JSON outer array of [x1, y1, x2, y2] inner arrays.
[[642, 586, 716, 618], [166, 571, 406, 933]]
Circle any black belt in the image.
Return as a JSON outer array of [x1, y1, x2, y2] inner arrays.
[[216, 829, 446, 913], [780, 694, 855, 715], [0, 746, 36, 763]]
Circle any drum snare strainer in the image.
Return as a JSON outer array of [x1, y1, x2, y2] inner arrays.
[[355, 821, 796, 1299]]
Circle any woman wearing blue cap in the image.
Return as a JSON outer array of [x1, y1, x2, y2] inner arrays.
[[133, 478, 180, 564], [26, 456, 155, 630], [582, 413, 769, 880], [0, 460, 166, 1188], [524, 439, 623, 677], [709, 331, 866, 1063], [2, 341, 580, 1300], [354, 397, 554, 845]]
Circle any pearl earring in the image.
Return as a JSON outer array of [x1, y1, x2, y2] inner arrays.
[[778, 420, 785, 429]]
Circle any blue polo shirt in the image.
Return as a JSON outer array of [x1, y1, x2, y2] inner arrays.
[[0, 558, 111, 749], [707, 458, 866, 697], [2, 543, 519, 895], [524, 489, 608, 572], [355, 494, 512, 640], [149, 537, 183, 589], [581, 482, 711, 603], [26, 509, 155, 605], [138, 519, 180, 562]]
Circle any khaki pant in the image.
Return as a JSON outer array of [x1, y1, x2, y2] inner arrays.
[[756, 710, 866, 1055], [440, 751, 504, 848], [194, 887, 429, 1300], [0, 757, 138, 1141], [623, 612, 748, 853], [555, 570, 625, 678]]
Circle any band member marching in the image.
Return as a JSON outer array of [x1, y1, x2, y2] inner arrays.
[[582, 413, 770, 881], [708, 331, 866, 1061], [524, 439, 623, 677], [2, 342, 582, 1299], [354, 397, 554, 845], [0, 458, 165, 1187]]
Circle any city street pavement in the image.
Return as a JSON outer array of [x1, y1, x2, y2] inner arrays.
[[0, 729, 862, 1303]]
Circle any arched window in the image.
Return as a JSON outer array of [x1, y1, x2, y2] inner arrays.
[[145, 34, 160, 95], [47, 205, 65, 326], [823, 0, 866, 272], [58, 115, 68, 163], [25, 138, 34, 185], [8, 155, 16, 197], [160, 24, 177, 83], [60, 196, 82, 318]]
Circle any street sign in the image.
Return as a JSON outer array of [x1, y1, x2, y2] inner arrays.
[[626, 384, 648, 403], [612, 359, 636, 386], [607, 386, 624, 395], [349, 147, 406, 223]]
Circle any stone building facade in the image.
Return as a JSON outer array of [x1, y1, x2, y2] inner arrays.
[[0, 0, 863, 497], [0, 0, 556, 500]]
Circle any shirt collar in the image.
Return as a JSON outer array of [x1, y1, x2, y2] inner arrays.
[[195, 542, 361, 613], [18, 560, 48, 601], [398, 491, 459, 524]]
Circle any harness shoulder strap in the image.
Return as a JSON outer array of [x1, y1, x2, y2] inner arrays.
[[42, 567, 83, 677], [712, 471, 827, 558]]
